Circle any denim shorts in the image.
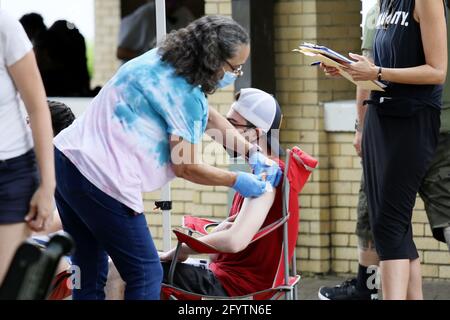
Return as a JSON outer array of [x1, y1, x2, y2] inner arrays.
[[0, 149, 39, 224]]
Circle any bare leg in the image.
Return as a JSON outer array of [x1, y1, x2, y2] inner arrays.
[[358, 240, 380, 291], [380, 259, 410, 300], [406, 258, 423, 300], [0, 223, 30, 284], [359, 240, 379, 267]]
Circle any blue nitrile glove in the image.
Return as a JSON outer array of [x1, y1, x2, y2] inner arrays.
[[232, 172, 267, 198], [249, 152, 282, 188]]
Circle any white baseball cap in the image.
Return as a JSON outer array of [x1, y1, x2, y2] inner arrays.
[[231, 88, 282, 133], [231, 88, 283, 155]]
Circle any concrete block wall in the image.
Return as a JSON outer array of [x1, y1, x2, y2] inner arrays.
[[93, 0, 121, 87], [274, 0, 362, 274], [328, 132, 450, 278]]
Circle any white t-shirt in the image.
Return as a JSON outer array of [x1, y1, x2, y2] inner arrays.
[[0, 10, 34, 160], [54, 49, 209, 213]]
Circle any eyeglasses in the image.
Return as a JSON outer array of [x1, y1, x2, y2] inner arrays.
[[224, 60, 244, 77], [227, 118, 255, 130]]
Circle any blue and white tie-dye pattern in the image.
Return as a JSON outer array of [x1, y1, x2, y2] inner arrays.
[[54, 49, 208, 213]]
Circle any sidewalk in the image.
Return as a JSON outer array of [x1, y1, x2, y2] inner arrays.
[[297, 275, 450, 300]]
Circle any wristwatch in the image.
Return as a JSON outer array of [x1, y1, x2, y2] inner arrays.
[[377, 66, 383, 81], [355, 119, 363, 133]]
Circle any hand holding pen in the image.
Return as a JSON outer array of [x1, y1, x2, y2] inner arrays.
[[311, 61, 342, 78]]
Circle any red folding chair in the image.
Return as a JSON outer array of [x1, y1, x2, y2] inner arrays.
[[161, 147, 318, 300]]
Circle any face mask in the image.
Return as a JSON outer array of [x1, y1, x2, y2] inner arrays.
[[217, 71, 237, 89]]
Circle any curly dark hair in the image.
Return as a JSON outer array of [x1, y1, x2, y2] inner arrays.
[[159, 15, 249, 94], [48, 100, 76, 136]]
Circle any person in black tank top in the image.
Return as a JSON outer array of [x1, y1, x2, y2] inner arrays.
[[322, 0, 447, 300]]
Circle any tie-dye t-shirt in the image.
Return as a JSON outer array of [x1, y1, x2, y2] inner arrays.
[[54, 48, 209, 213]]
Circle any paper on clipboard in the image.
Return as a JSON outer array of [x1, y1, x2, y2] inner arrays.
[[293, 44, 386, 92]]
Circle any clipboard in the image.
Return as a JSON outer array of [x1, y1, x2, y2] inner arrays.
[[294, 43, 386, 92]]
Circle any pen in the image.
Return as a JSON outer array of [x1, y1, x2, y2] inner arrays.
[[310, 61, 321, 66]]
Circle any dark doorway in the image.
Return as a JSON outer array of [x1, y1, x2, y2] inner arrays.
[[120, 0, 204, 19]]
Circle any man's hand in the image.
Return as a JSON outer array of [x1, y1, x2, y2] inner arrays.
[[212, 220, 233, 233], [159, 248, 189, 262], [353, 130, 363, 157]]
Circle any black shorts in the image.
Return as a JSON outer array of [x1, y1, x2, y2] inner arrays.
[[0, 150, 39, 224], [362, 99, 440, 261], [161, 262, 228, 297]]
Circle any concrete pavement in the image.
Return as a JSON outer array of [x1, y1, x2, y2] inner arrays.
[[297, 275, 450, 300]]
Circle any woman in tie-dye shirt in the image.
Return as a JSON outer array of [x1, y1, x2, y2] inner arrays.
[[53, 15, 281, 300]]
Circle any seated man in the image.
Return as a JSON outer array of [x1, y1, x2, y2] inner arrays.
[[159, 88, 285, 297]]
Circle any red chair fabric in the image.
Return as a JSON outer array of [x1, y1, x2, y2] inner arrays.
[[47, 271, 72, 300]]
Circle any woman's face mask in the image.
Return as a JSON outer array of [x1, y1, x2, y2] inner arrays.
[[217, 71, 238, 89]]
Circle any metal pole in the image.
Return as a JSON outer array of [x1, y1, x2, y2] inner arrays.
[[161, 184, 171, 252], [283, 150, 292, 300], [155, 0, 171, 252], [292, 251, 298, 300], [155, 0, 167, 44]]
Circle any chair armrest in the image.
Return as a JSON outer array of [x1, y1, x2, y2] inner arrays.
[[173, 229, 221, 254], [183, 216, 219, 235]]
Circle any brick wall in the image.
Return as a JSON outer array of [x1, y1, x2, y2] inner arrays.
[[274, 0, 362, 274], [93, 0, 121, 87], [328, 131, 450, 278]]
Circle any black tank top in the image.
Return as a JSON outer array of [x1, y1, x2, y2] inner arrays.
[[373, 0, 445, 109]]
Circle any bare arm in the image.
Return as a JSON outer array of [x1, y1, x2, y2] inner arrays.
[[345, 0, 447, 85], [206, 106, 252, 158], [354, 87, 370, 157], [170, 135, 237, 187], [160, 189, 276, 261], [199, 189, 276, 252], [353, 50, 372, 157], [8, 51, 55, 231]]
